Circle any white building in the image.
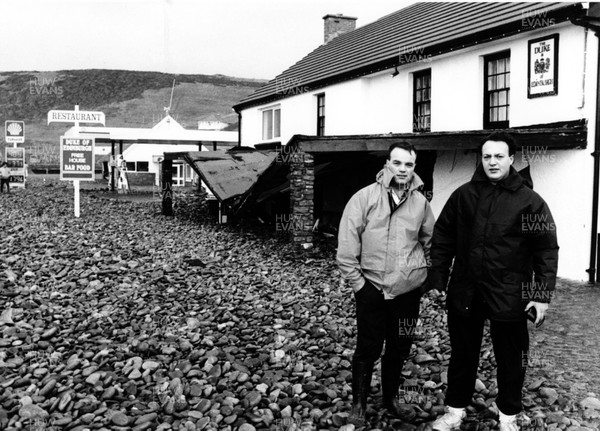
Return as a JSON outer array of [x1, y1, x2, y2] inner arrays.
[[65, 114, 237, 187], [233, 3, 600, 282], [198, 114, 229, 131]]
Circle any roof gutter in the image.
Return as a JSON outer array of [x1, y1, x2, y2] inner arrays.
[[571, 6, 600, 284]]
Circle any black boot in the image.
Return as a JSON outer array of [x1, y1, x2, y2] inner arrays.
[[348, 359, 373, 426], [381, 356, 416, 421]]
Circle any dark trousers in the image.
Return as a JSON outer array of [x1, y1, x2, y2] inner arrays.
[[0, 179, 9, 192], [353, 279, 421, 365], [445, 297, 529, 415]]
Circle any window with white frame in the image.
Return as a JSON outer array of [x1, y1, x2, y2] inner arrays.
[[262, 106, 281, 140], [484, 51, 510, 129]]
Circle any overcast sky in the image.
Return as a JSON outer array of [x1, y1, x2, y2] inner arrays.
[[1, 0, 413, 80]]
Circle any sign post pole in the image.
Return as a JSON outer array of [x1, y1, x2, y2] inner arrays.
[[74, 180, 80, 217], [74, 106, 80, 218]]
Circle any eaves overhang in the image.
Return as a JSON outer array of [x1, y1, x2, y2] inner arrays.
[[287, 120, 587, 153]]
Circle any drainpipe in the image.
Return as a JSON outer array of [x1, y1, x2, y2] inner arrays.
[[237, 111, 242, 147], [571, 10, 600, 283]]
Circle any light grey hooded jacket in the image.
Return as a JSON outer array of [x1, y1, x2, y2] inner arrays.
[[336, 167, 435, 299]]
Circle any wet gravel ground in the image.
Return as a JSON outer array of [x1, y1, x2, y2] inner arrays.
[[1, 178, 599, 431]]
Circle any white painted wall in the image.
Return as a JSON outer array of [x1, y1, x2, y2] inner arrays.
[[430, 148, 592, 282], [241, 24, 587, 144], [239, 22, 598, 281]]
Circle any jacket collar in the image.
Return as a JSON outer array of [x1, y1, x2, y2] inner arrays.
[[471, 163, 523, 191], [376, 166, 424, 192]]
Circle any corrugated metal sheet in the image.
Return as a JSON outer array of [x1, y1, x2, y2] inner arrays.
[[236, 2, 581, 109], [184, 150, 277, 203]]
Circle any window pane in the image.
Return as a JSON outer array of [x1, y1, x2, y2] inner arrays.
[[126, 162, 135, 171], [490, 107, 498, 122], [497, 59, 505, 74], [499, 90, 507, 106], [488, 77, 496, 90], [496, 75, 504, 90], [498, 106, 507, 121], [274, 108, 281, 138], [491, 92, 499, 106], [262, 110, 273, 140], [506, 73, 510, 88], [138, 162, 149, 172]]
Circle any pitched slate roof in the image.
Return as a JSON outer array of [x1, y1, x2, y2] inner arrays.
[[234, 2, 583, 111]]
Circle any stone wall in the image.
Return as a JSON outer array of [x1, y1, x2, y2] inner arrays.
[[289, 151, 314, 247]]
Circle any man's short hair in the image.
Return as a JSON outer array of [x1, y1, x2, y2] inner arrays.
[[478, 131, 517, 156], [388, 142, 417, 160]]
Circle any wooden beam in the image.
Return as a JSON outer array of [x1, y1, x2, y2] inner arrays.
[[297, 127, 587, 153]]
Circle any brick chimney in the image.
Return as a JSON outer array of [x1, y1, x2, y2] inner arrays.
[[323, 14, 357, 44]]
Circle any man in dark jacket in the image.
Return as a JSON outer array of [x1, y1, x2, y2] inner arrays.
[[429, 132, 558, 431]]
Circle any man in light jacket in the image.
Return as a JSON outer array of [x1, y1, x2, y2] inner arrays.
[[337, 142, 435, 425]]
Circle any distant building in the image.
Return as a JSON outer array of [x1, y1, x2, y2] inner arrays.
[[198, 114, 229, 131], [65, 114, 237, 188]]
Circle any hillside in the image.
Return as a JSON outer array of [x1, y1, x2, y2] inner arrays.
[[0, 69, 265, 168]]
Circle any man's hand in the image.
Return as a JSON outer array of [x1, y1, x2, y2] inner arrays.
[[525, 301, 548, 327]]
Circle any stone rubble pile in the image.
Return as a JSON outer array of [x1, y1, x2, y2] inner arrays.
[[0, 180, 598, 431]]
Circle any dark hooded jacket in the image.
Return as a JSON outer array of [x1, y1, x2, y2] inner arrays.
[[429, 164, 559, 321]]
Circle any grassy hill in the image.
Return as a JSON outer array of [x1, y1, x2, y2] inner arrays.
[[0, 69, 265, 168]]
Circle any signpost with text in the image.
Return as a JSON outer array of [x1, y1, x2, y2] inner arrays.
[[5, 147, 26, 188], [5, 121, 26, 188], [48, 109, 105, 126], [5, 121, 25, 145], [60, 137, 95, 217], [60, 137, 95, 181], [48, 105, 104, 218]]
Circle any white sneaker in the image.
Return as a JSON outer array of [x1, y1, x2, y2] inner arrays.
[[499, 411, 519, 431], [431, 406, 466, 431]]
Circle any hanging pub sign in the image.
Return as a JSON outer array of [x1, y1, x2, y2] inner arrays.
[[527, 34, 559, 98]]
